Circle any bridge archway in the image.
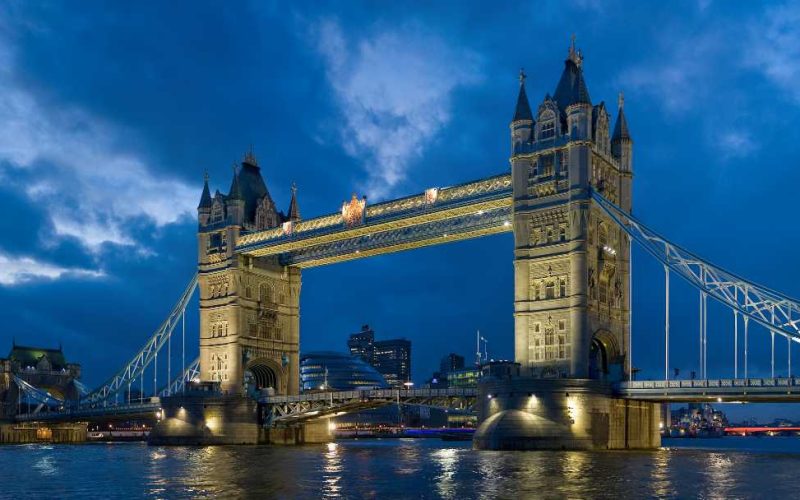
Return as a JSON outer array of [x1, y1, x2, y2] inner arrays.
[[589, 329, 621, 381], [244, 358, 283, 396]]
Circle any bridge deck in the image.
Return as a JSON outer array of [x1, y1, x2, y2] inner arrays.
[[618, 378, 800, 402]]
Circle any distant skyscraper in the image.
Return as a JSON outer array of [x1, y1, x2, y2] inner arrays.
[[373, 339, 411, 387], [347, 325, 374, 364], [440, 353, 465, 375]]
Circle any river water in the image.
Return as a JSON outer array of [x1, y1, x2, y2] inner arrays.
[[1, 437, 799, 498]]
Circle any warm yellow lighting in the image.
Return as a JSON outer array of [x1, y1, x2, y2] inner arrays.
[[328, 421, 337, 432]]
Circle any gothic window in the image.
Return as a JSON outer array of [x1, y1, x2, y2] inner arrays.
[[558, 319, 566, 331], [545, 325, 555, 360], [259, 284, 273, 304], [221, 232, 227, 247], [540, 119, 555, 140], [558, 335, 566, 359], [211, 201, 224, 224], [559, 278, 567, 297], [599, 278, 609, 304], [545, 281, 555, 300], [547, 225, 554, 242], [246, 287, 252, 298], [560, 151, 569, 175], [559, 224, 567, 241], [533, 322, 541, 334], [534, 282, 541, 300]]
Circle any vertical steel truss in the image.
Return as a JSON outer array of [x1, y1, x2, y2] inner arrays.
[[79, 275, 198, 406], [593, 191, 800, 345], [158, 357, 200, 397]]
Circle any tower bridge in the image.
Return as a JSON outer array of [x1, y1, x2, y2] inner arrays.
[[10, 41, 800, 450]]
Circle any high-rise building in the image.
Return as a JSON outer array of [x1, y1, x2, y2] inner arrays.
[[373, 339, 411, 387], [347, 325, 374, 364], [439, 353, 465, 375]]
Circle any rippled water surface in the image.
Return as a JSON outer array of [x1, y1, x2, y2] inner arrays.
[[2, 437, 800, 498]]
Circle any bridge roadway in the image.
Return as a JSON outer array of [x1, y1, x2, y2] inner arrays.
[[14, 399, 162, 423], [17, 379, 800, 424], [617, 378, 800, 402], [259, 388, 478, 425]]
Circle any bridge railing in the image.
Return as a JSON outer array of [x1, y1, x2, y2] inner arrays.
[[622, 377, 800, 390]]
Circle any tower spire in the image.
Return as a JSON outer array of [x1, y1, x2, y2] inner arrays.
[[244, 145, 258, 167], [287, 182, 300, 221], [512, 68, 533, 123], [612, 91, 631, 141], [568, 33, 583, 67], [229, 162, 243, 200], [198, 170, 212, 209]]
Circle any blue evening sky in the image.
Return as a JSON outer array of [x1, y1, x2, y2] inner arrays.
[[1, 1, 799, 421]]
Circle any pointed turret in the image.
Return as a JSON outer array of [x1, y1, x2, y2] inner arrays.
[[512, 69, 533, 123], [228, 163, 243, 200], [198, 171, 213, 208], [612, 92, 633, 172], [287, 182, 300, 221], [198, 171, 213, 225], [611, 92, 631, 142], [511, 69, 534, 151]]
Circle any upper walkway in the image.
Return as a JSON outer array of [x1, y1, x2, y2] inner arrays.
[[235, 174, 512, 267]]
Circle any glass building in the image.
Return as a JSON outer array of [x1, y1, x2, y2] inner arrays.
[[299, 352, 389, 392]]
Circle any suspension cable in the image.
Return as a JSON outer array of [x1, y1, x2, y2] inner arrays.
[[665, 264, 670, 381]]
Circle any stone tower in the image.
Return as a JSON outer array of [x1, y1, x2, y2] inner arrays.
[[197, 151, 302, 395], [511, 40, 633, 381]]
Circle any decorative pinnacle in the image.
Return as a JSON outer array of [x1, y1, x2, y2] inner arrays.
[[203, 170, 209, 183], [291, 181, 297, 195], [244, 144, 258, 166], [568, 33, 583, 67], [519, 68, 526, 85], [618, 91, 625, 110]]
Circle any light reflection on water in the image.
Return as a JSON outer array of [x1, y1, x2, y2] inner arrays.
[[2, 438, 800, 498]]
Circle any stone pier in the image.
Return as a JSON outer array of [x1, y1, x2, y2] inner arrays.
[[149, 394, 331, 446], [473, 378, 660, 450]]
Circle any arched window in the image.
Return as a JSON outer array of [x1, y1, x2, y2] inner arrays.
[[545, 281, 555, 299], [538, 110, 556, 140], [559, 278, 567, 297]]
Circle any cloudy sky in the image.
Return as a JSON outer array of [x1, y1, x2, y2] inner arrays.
[[2, 1, 800, 420]]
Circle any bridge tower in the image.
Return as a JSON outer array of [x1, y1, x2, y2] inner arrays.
[[475, 40, 657, 450], [511, 41, 632, 381], [197, 152, 301, 396]]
